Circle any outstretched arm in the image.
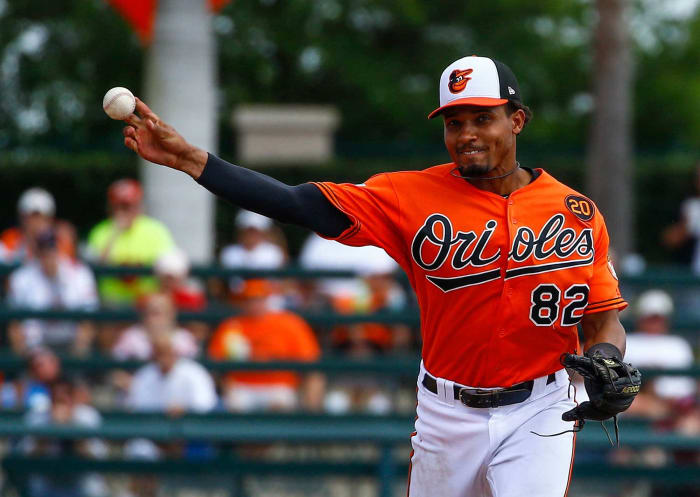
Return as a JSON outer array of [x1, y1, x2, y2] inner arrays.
[[122, 99, 350, 237]]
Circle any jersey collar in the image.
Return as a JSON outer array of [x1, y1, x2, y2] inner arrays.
[[447, 164, 550, 200]]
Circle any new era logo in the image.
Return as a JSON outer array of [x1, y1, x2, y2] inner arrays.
[[508, 86, 516, 95]]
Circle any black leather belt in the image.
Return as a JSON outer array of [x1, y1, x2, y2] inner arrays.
[[422, 372, 557, 408]]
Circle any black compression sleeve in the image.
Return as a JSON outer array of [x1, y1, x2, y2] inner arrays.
[[195, 153, 351, 238]]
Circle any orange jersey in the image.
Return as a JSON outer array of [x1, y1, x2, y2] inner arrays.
[[208, 311, 321, 388], [314, 165, 627, 387]]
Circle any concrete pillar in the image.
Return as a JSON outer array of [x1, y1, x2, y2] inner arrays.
[[141, 0, 216, 263]]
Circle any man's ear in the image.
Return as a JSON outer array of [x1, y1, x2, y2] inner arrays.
[[512, 109, 526, 135]]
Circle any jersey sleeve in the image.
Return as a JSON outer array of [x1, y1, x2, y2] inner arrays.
[[584, 213, 627, 314], [312, 173, 406, 261]]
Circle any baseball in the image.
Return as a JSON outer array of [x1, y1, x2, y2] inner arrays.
[[103, 87, 136, 120]]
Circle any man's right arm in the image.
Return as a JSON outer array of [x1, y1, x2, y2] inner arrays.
[[196, 154, 351, 238], [122, 98, 350, 238]]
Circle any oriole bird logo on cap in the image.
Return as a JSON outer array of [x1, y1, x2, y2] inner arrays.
[[448, 68, 473, 93]]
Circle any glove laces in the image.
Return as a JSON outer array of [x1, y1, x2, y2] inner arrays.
[[529, 379, 621, 447]]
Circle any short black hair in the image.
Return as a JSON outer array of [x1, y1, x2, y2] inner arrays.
[[506, 101, 533, 125]]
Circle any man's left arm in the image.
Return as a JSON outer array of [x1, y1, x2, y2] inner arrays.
[[561, 309, 641, 428], [581, 308, 626, 359]]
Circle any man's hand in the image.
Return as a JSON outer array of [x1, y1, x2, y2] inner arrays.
[[123, 98, 208, 179], [561, 349, 641, 422]]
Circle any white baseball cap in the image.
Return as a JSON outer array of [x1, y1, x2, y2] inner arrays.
[[18, 188, 55, 216], [636, 289, 674, 318], [154, 248, 190, 277], [235, 210, 273, 231], [428, 55, 523, 119]]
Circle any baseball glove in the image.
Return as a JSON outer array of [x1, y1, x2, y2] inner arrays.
[[561, 344, 641, 445]]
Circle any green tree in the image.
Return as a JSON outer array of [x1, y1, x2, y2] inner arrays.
[[633, 4, 700, 149], [0, 0, 142, 151], [216, 0, 592, 149], [2, 0, 595, 152]]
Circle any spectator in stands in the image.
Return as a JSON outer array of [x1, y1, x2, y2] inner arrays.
[[7, 228, 98, 356], [85, 179, 175, 305], [154, 248, 209, 345], [126, 330, 217, 415], [218, 210, 287, 302], [154, 248, 206, 311], [208, 279, 324, 412], [110, 292, 198, 406], [1, 347, 60, 410], [330, 253, 410, 356], [662, 162, 700, 273], [120, 332, 216, 496], [611, 290, 698, 494], [219, 209, 287, 270], [0, 187, 76, 263], [298, 234, 408, 309], [325, 255, 410, 414], [19, 376, 108, 497], [111, 292, 198, 361], [624, 289, 696, 418], [299, 234, 362, 302]]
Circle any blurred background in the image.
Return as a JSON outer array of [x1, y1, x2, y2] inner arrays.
[[1, 0, 700, 496]]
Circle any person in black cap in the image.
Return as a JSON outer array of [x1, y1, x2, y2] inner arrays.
[[117, 55, 638, 496]]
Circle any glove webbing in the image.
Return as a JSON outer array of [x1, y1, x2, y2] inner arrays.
[[600, 354, 636, 393]]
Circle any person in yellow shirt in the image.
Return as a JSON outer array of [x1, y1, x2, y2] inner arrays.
[[86, 179, 174, 305]]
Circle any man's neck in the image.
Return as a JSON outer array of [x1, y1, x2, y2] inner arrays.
[[466, 166, 533, 196]]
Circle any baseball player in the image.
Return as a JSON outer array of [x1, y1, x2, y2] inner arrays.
[[121, 55, 640, 496]]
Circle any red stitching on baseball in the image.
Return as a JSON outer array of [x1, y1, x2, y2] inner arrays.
[[104, 92, 134, 111]]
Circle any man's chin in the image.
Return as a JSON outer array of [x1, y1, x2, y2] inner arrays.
[[459, 163, 493, 177]]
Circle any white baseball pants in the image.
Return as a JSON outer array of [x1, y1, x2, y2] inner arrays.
[[408, 364, 576, 497]]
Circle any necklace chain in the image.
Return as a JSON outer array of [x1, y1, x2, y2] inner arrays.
[[450, 161, 521, 181]]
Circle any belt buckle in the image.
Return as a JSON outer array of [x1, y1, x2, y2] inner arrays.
[[458, 387, 502, 408]]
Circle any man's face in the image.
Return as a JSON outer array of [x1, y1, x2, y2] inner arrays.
[[239, 227, 265, 250], [30, 351, 60, 383], [442, 105, 522, 177], [153, 340, 177, 372], [143, 295, 175, 332], [110, 201, 141, 229], [38, 247, 59, 277], [241, 295, 269, 317], [22, 212, 52, 237], [637, 314, 669, 335]]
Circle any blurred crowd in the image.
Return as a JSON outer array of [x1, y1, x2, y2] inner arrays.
[[0, 179, 419, 416], [0, 177, 699, 497], [0, 179, 421, 496]]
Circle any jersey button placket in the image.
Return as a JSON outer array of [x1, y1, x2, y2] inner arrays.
[[507, 198, 517, 224], [499, 198, 515, 339]]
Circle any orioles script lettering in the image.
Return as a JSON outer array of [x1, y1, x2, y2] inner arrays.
[[411, 213, 594, 292]]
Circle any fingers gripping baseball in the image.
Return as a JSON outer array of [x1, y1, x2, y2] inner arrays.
[[121, 98, 190, 168]]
